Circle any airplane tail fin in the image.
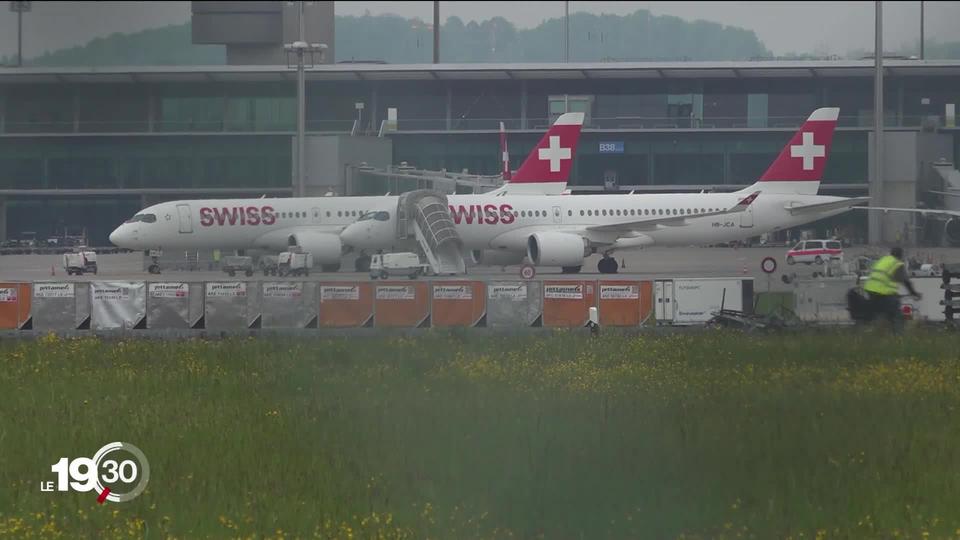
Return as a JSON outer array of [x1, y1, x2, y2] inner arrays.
[[739, 107, 839, 196], [487, 112, 584, 196]]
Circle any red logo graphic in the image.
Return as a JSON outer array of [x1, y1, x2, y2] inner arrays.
[[449, 204, 515, 225], [200, 206, 277, 227]]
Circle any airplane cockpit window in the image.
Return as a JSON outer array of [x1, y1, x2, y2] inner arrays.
[[125, 213, 157, 224], [358, 211, 391, 222]]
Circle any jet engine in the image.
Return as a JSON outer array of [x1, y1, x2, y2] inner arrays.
[[946, 218, 960, 246], [287, 231, 343, 270], [527, 232, 589, 267], [469, 249, 527, 267]]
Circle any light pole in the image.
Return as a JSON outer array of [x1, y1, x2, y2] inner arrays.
[[920, 1, 924, 60], [8, 1, 31, 67], [870, 0, 884, 245], [284, 1, 326, 198]]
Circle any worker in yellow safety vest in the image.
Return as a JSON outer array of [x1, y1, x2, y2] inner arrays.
[[862, 247, 921, 326]]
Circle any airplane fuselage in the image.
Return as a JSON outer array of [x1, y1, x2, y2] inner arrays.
[[110, 191, 851, 254]]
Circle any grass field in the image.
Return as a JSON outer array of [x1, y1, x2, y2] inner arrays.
[[3, 329, 960, 539]]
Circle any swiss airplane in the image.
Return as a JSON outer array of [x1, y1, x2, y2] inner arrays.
[[340, 107, 870, 273], [108, 112, 585, 272]]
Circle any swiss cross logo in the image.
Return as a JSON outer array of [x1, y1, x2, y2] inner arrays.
[[790, 132, 825, 171], [538, 135, 572, 172]]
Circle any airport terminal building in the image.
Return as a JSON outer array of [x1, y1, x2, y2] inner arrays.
[[1, 58, 959, 246]]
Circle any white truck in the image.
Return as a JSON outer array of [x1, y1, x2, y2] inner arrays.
[[62, 247, 98, 276], [222, 255, 254, 277], [369, 252, 431, 280], [278, 251, 313, 276], [63, 252, 84, 275], [81, 250, 98, 274]]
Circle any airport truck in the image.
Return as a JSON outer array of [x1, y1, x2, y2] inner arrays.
[[278, 251, 313, 277], [222, 255, 254, 277], [369, 252, 431, 280], [63, 252, 95, 276]]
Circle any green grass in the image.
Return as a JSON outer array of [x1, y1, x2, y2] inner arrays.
[[3, 329, 960, 539]]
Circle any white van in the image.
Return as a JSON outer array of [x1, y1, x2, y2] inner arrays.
[[369, 252, 431, 280], [785, 239, 844, 266]]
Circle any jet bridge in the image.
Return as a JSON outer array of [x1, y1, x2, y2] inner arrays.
[[397, 190, 466, 275]]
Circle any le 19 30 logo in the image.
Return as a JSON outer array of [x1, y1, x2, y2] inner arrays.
[[41, 442, 150, 504]]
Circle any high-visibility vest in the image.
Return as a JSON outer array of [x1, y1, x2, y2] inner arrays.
[[863, 255, 902, 296]]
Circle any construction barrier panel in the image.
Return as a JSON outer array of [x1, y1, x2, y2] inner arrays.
[[261, 282, 318, 329], [91, 281, 146, 330], [597, 281, 653, 327], [431, 281, 486, 327], [318, 283, 373, 328], [204, 282, 260, 330], [32, 282, 90, 331], [903, 277, 946, 321], [374, 282, 430, 327], [0, 282, 31, 329], [542, 281, 597, 328], [147, 282, 203, 329], [793, 279, 853, 322], [485, 281, 543, 327], [656, 278, 754, 325], [754, 291, 796, 318]]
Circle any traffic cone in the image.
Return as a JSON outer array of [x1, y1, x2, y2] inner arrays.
[[621, 258, 626, 270]]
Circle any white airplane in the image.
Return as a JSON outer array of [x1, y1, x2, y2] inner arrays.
[[340, 107, 870, 273], [108, 112, 586, 272]]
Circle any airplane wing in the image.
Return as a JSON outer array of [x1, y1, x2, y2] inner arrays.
[[586, 191, 759, 233], [785, 197, 870, 216], [853, 206, 960, 219]]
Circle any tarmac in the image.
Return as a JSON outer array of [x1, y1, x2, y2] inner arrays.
[[3, 245, 957, 294]]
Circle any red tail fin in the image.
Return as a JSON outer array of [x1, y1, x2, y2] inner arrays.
[[510, 112, 584, 184], [750, 107, 839, 195], [500, 122, 511, 181]]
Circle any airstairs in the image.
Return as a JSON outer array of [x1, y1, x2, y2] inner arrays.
[[397, 190, 466, 275]]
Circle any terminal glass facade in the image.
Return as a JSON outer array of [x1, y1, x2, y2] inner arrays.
[[0, 67, 957, 245]]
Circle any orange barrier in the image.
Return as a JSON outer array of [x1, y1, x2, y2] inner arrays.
[[0, 282, 31, 329], [542, 281, 596, 327], [374, 282, 430, 327], [597, 280, 654, 327], [431, 281, 486, 327], [318, 283, 373, 328], [638, 281, 654, 324]]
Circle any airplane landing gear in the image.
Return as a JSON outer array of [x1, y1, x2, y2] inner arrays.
[[597, 255, 619, 274]]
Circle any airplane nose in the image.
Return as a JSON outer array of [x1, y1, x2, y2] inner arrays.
[[109, 226, 127, 247]]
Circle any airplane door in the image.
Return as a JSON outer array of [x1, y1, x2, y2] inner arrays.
[[311, 207, 322, 224], [553, 206, 562, 224], [740, 205, 754, 228], [177, 204, 193, 234]]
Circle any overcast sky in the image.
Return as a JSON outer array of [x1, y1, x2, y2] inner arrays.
[[0, 1, 957, 60]]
